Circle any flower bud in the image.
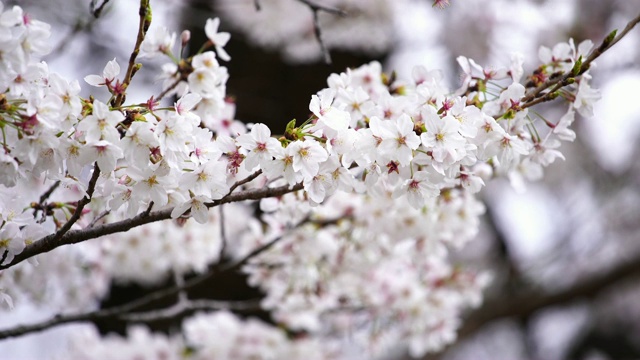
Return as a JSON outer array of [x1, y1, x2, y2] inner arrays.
[[181, 30, 191, 46]]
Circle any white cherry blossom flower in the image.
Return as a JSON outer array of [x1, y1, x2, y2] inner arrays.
[[204, 18, 231, 61], [179, 160, 229, 200], [573, 73, 601, 117], [171, 195, 210, 224], [189, 127, 222, 165], [236, 123, 283, 170], [394, 171, 440, 208], [421, 109, 466, 165], [309, 88, 351, 135], [79, 140, 124, 174], [262, 145, 301, 185], [187, 67, 228, 100], [84, 58, 120, 87], [77, 100, 123, 143], [155, 112, 191, 153], [0, 152, 20, 187], [553, 108, 576, 141], [288, 140, 328, 180], [0, 222, 24, 264], [140, 26, 176, 58], [372, 114, 421, 167], [128, 167, 173, 207], [121, 121, 159, 169]]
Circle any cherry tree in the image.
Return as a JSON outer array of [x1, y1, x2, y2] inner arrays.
[[0, 0, 639, 358]]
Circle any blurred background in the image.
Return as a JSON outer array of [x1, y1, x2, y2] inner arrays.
[[3, 0, 640, 358]]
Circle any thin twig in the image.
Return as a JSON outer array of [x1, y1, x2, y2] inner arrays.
[[227, 170, 262, 194], [32, 180, 61, 222], [156, 76, 184, 103], [297, 0, 347, 16], [520, 77, 573, 110], [174, 271, 187, 303], [142, 201, 154, 217], [295, 0, 347, 65], [38, 181, 60, 205], [121, 299, 262, 322], [48, 164, 100, 244], [113, 0, 151, 107], [90, 0, 111, 18], [218, 205, 227, 261], [87, 210, 110, 228]]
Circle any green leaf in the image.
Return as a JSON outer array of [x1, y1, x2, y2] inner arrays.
[[571, 55, 582, 76]]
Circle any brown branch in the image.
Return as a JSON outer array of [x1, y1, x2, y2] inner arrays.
[[218, 205, 227, 261], [520, 78, 572, 110], [156, 76, 184, 103], [39, 163, 101, 254], [0, 182, 303, 270], [120, 298, 262, 322], [415, 252, 640, 360], [38, 181, 61, 205], [0, 221, 300, 339], [33, 180, 61, 221], [90, 0, 111, 18], [227, 169, 262, 194], [87, 210, 110, 228], [458, 253, 640, 341]]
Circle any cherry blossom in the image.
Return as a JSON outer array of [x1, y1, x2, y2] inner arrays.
[[236, 123, 283, 170], [204, 18, 231, 61], [0, 2, 626, 359], [84, 58, 120, 88]]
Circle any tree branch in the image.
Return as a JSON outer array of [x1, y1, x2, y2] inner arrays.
[[0, 182, 303, 270], [37, 181, 60, 206], [120, 298, 262, 322], [156, 76, 184, 102], [90, 0, 111, 18], [40, 164, 100, 253], [0, 220, 300, 339], [459, 252, 640, 341], [295, 0, 347, 64]]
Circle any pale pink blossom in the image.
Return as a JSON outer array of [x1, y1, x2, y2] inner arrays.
[[204, 18, 231, 61], [84, 58, 120, 87]]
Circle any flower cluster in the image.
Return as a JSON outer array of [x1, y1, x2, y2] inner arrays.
[[0, 1, 605, 358], [65, 311, 326, 360]]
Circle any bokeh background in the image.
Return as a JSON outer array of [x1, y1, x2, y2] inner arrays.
[[2, 0, 640, 359]]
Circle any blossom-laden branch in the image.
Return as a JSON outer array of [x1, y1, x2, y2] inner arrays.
[[47, 164, 101, 245], [520, 12, 640, 106], [422, 248, 640, 360], [1, 2, 640, 358], [0, 182, 303, 270], [0, 297, 256, 340], [0, 221, 301, 340]]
